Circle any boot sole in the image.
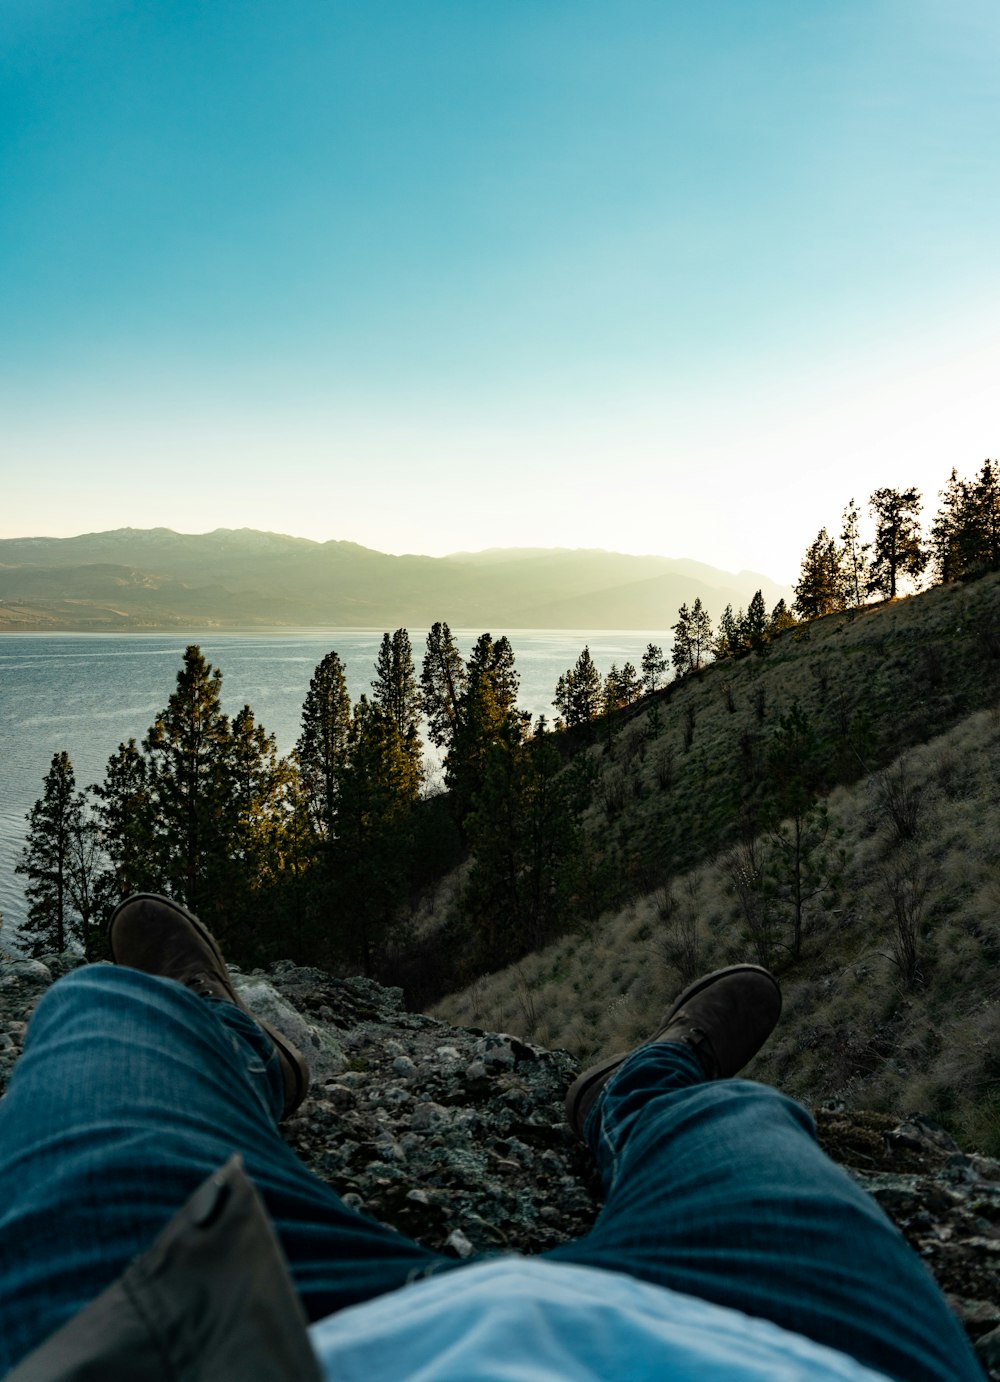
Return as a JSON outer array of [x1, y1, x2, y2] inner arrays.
[[108, 893, 310, 1120]]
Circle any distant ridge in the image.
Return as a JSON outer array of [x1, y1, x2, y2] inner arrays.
[[0, 528, 791, 632]]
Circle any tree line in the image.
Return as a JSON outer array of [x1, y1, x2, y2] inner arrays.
[[14, 625, 603, 983], [795, 462, 1000, 618], [618, 461, 1000, 692]]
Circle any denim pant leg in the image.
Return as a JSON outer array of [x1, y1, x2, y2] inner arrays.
[[544, 1042, 984, 1382], [0, 966, 450, 1374]]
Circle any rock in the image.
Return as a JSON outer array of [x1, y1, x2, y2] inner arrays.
[[978, 1326, 1000, 1373], [444, 1228, 474, 1258], [0, 959, 52, 986], [232, 976, 346, 1081]]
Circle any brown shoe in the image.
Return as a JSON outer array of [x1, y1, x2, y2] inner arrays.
[[564, 964, 781, 1138], [108, 893, 310, 1120]]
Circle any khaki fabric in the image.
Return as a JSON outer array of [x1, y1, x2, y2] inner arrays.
[[8, 1157, 322, 1382]]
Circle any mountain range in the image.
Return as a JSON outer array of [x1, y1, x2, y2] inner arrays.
[[0, 528, 791, 631]]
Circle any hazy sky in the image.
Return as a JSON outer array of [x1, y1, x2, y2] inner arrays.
[[2, 1, 998, 584]]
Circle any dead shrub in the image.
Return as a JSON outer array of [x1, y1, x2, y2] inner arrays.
[[873, 757, 925, 844], [683, 703, 697, 749], [655, 746, 675, 790], [513, 965, 539, 1038], [874, 850, 937, 985], [623, 726, 646, 764], [933, 749, 962, 800], [599, 769, 627, 819], [726, 836, 777, 968], [648, 879, 702, 985]]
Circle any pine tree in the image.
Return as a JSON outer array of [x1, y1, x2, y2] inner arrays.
[[965, 460, 1000, 575], [334, 697, 420, 973], [90, 738, 155, 904], [768, 599, 796, 636], [930, 462, 1000, 584], [295, 650, 351, 840], [420, 622, 466, 752], [931, 468, 969, 583], [714, 605, 742, 659], [553, 646, 603, 728], [463, 718, 583, 967], [372, 629, 420, 737], [602, 664, 623, 715], [793, 529, 844, 619], [448, 633, 527, 818], [229, 706, 296, 879], [619, 661, 641, 706], [868, 487, 927, 598], [672, 599, 713, 676], [143, 645, 234, 916], [839, 499, 870, 608], [744, 590, 769, 654], [15, 752, 92, 956], [640, 643, 667, 693], [371, 628, 423, 794]]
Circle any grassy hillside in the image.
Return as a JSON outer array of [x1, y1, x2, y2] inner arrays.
[[431, 572, 1000, 1153]]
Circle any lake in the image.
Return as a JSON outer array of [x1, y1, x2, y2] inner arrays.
[[0, 629, 671, 935]]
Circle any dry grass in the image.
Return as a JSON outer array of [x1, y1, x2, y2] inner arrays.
[[432, 701, 1000, 1152]]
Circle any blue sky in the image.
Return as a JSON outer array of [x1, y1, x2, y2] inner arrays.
[[2, 1, 998, 583]]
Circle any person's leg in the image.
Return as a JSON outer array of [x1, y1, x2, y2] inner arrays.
[[0, 965, 452, 1374], [546, 1041, 984, 1382]]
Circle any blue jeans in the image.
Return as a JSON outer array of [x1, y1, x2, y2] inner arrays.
[[0, 967, 983, 1379]]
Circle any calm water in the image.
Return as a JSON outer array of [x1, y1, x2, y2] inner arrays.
[[0, 629, 669, 935]]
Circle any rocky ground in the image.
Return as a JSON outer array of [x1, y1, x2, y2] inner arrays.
[[2, 953, 998, 1377]]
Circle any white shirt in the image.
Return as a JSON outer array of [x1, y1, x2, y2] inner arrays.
[[309, 1257, 891, 1381]]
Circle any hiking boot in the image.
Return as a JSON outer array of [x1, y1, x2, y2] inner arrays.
[[564, 964, 781, 1138], [108, 892, 310, 1120]]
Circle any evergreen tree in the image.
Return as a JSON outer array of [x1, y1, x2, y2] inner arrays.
[[640, 643, 667, 693], [334, 697, 420, 973], [602, 664, 623, 715], [714, 605, 742, 659], [15, 752, 92, 956], [963, 460, 1000, 576], [671, 599, 713, 676], [295, 650, 351, 840], [930, 463, 1000, 583], [371, 628, 423, 792], [793, 529, 844, 619], [229, 706, 296, 878], [839, 498, 870, 607], [744, 590, 769, 654], [463, 718, 583, 967], [930, 468, 969, 584], [554, 646, 603, 728], [618, 661, 641, 706], [372, 629, 420, 738], [768, 599, 796, 636], [223, 705, 300, 960], [420, 622, 466, 752], [90, 738, 155, 904], [448, 633, 527, 818], [143, 645, 234, 917], [868, 487, 927, 598]]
